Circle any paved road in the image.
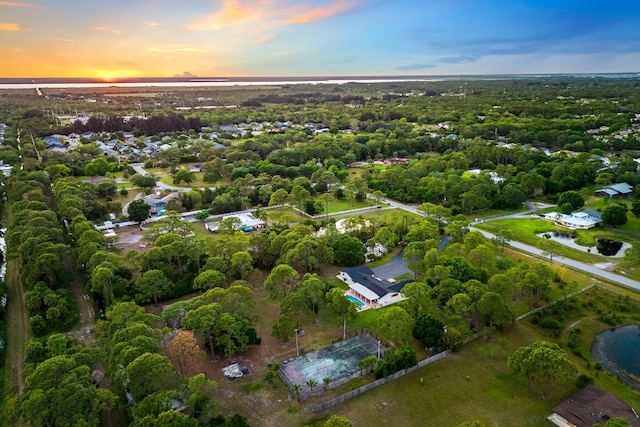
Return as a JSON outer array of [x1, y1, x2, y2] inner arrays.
[[381, 198, 640, 293], [115, 171, 640, 293], [473, 228, 640, 291]]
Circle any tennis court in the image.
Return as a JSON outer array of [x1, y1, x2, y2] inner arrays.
[[279, 333, 380, 399]]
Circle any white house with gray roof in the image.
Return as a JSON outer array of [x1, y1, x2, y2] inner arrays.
[[540, 210, 602, 229]]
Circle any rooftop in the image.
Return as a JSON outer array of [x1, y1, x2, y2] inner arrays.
[[549, 385, 640, 427], [343, 265, 389, 298]]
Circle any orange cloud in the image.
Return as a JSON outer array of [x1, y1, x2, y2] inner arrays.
[[256, 35, 273, 44], [146, 21, 166, 27], [192, 0, 261, 30], [147, 47, 206, 53], [0, 22, 24, 31], [191, 0, 354, 32], [286, 1, 352, 24], [90, 26, 122, 35], [0, 1, 41, 7]]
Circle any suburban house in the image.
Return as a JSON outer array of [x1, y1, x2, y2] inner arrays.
[[548, 385, 640, 427], [224, 213, 265, 232], [337, 265, 410, 310], [0, 160, 11, 177], [43, 135, 68, 153], [467, 169, 506, 184], [372, 157, 410, 165], [596, 182, 634, 198], [539, 210, 602, 229], [205, 213, 265, 233], [143, 192, 180, 215], [315, 219, 387, 261]]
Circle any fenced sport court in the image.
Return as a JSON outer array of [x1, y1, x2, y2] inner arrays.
[[279, 334, 380, 400]]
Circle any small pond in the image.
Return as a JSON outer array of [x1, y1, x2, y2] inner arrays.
[[536, 231, 631, 258], [592, 325, 640, 387]]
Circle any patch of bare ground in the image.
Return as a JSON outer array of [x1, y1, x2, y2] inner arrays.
[[113, 224, 147, 253], [146, 273, 314, 426], [63, 275, 96, 347], [593, 261, 618, 271]]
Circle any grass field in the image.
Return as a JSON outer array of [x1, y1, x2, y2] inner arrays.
[[266, 208, 307, 224], [322, 322, 552, 426], [310, 288, 640, 427], [159, 172, 208, 188], [324, 198, 375, 214]]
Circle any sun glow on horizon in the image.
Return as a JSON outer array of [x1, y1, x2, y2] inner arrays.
[[1, 1, 637, 78], [94, 69, 145, 81]]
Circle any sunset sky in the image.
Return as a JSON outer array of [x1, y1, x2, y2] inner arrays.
[[1, 0, 639, 78]]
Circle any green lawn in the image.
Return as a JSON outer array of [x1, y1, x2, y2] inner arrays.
[[142, 167, 169, 176], [313, 288, 640, 427], [324, 198, 375, 214], [266, 208, 307, 224], [584, 198, 640, 235], [159, 172, 209, 188], [465, 207, 523, 221], [367, 246, 403, 268], [477, 218, 609, 264], [360, 208, 424, 223], [324, 322, 554, 427], [345, 167, 369, 181]]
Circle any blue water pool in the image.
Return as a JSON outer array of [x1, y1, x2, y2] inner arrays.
[[348, 295, 365, 307]]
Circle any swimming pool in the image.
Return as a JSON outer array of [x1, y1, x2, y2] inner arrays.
[[348, 295, 365, 307]]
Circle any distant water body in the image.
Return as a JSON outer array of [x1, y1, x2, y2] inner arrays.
[[0, 73, 637, 90], [0, 76, 440, 90]]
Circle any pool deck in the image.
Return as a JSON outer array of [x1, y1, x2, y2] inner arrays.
[[344, 290, 372, 311]]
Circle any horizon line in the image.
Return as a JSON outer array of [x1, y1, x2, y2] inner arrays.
[[1, 71, 639, 82]]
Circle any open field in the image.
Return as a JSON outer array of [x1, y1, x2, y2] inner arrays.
[[159, 172, 209, 188], [315, 292, 640, 427], [324, 198, 375, 214], [265, 208, 307, 224]]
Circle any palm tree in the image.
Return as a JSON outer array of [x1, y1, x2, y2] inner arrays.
[[322, 377, 331, 391], [357, 358, 366, 375], [293, 384, 302, 402], [306, 379, 318, 394]]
